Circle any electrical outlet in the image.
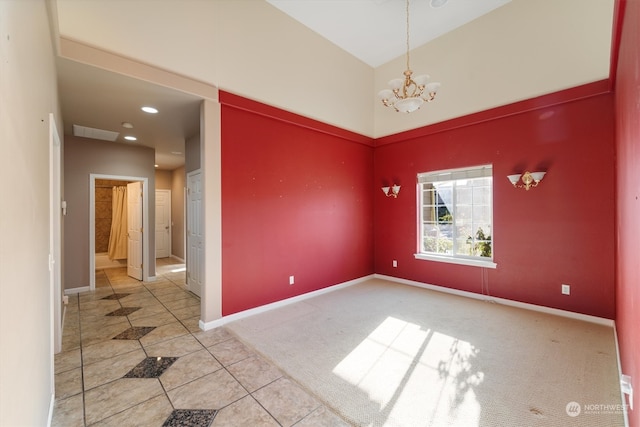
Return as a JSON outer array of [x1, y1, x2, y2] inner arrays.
[[289, 275, 295, 285], [621, 374, 633, 410], [392, 260, 398, 268], [561, 284, 570, 295]]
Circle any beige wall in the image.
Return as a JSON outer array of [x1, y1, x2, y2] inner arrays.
[[185, 132, 200, 174], [155, 169, 172, 189], [373, 0, 614, 136], [0, 1, 61, 425], [55, 0, 614, 138], [64, 136, 156, 289], [56, 0, 375, 136], [171, 166, 186, 260], [201, 99, 222, 323]]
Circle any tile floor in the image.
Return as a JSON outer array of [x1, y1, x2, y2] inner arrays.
[[52, 258, 350, 426]]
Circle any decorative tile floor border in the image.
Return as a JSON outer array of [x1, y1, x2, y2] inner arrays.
[[124, 356, 179, 378], [162, 409, 217, 427]]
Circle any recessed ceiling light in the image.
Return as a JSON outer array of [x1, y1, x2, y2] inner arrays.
[[141, 106, 158, 114], [124, 135, 137, 141], [121, 122, 134, 129], [171, 151, 183, 155], [430, 0, 448, 7], [154, 164, 159, 168]]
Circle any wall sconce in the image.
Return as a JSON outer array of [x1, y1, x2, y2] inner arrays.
[[507, 171, 546, 190], [382, 185, 401, 198]]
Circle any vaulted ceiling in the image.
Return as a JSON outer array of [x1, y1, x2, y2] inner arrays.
[[54, 0, 616, 169]]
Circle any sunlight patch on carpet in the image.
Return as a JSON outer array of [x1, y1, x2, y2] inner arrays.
[[332, 316, 483, 426]]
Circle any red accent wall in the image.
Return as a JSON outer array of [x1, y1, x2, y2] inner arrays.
[[615, 0, 640, 423], [374, 93, 616, 319], [220, 93, 374, 315]]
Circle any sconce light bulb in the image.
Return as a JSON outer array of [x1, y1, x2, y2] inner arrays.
[[508, 171, 546, 190]]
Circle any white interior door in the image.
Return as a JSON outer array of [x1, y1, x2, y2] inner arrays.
[[187, 170, 203, 297], [127, 181, 143, 280], [155, 189, 171, 258]]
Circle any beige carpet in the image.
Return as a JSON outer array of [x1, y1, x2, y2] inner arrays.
[[227, 278, 625, 427]]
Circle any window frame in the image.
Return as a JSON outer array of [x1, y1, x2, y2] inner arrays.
[[414, 164, 497, 269]]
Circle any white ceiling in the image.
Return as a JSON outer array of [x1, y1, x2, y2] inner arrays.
[[57, 57, 202, 170], [266, 0, 512, 67]]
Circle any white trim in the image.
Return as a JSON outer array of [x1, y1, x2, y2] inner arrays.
[[417, 164, 494, 266], [613, 323, 631, 427], [89, 174, 150, 290], [198, 275, 374, 331], [199, 318, 225, 331], [48, 113, 62, 407], [61, 304, 67, 338], [375, 274, 614, 327], [47, 392, 55, 427], [147, 276, 157, 282], [414, 253, 497, 269], [199, 272, 614, 331], [171, 255, 185, 263], [65, 286, 90, 295], [417, 164, 492, 183]]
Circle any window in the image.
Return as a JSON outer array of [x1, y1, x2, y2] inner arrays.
[[415, 165, 496, 268]]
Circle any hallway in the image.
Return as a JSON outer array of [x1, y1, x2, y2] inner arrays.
[[52, 258, 347, 426]]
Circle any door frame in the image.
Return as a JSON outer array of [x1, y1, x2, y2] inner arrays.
[[49, 114, 62, 361], [89, 174, 150, 289], [155, 189, 172, 259]]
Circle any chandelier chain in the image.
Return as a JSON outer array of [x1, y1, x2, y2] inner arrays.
[[377, 0, 440, 113], [405, 0, 410, 71]]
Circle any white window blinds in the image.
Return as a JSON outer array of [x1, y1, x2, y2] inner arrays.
[[417, 164, 492, 184]]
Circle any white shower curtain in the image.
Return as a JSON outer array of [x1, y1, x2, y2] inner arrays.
[[107, 186, 128, 260]]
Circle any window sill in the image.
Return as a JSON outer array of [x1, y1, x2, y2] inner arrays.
[[414, 253, 497, 269]]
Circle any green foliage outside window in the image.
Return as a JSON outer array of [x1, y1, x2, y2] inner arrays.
[[439, 212, 453, 222], [467, 227, 492, 257]]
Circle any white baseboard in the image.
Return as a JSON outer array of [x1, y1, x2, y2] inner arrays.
[[199, 318, 225, 331], [613, 323, 631, 427], [375, 274, 614, 327], [61, 304, 67, 337], [64, 286, 89, 295], [47, 392, 54, 426], [170, 255, 185, 263], [199, 274, 375, 331]]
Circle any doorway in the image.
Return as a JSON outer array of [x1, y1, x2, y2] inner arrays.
[[155, 189, 171, 259], [89, 174, 150, 290]]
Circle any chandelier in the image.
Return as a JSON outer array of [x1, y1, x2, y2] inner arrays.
[[378, 0, 441, 113]]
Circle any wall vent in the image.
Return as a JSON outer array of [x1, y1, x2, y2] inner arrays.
[[73, 124, 119, 142]]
